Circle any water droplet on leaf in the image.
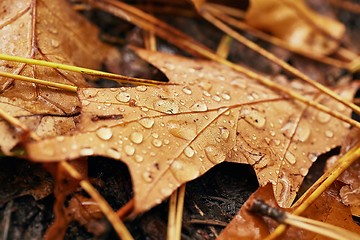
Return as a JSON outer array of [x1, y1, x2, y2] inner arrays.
[[325, 130, 334, 138], [285, 151, 296, 165], [183, 146, 195, 158], [182, 87, 192, 95], [242, 108, 266, 129], [294, 124, 311, 142], [316, 112, 331, 123], [80, 147, 94, 156], [170, 159, 200, 182], [139, 118, 155, 129], [154, 99, 179, 114], [134, 155, 144, 163], [107, 148, 121, 159], [124, 145, 135, 156], [130, 132, 143, 144], [96, 127, 113, 140], [136, 86, 147, 92], [152, 139, 162, 147], [116, 92, 131, 103], [204, 145, 226, 164], [167, 121, 197, 140], [190, 102, 208, 112], [142, 171, 153, 183]]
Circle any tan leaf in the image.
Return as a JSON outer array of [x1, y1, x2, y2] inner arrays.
[[217, 183, 360, 239], [245, 0, 345, 55], [327, 128, 360, 217], [26, 50, 355, 215], [0, 0, 114, 153]]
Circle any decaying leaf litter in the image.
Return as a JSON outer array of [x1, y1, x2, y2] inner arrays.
[[0, 0, 360, 239], [0, 0, 114, 154]]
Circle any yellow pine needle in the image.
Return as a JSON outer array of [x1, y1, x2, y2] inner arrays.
[[0, 70, 78, 92], [175, 184, 186, 239], [266, 141, 360, 239], [284, 214, 360, 240], [167, 189, 178, 240], [216, 35, 232, 59], [167, 184, 186, 240], [0, 54, 168, 86]]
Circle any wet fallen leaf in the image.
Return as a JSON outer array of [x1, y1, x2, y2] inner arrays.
[[26, 49, 356, 215], [218, 183, 360, 239], [340, 160, 360, 217], [0, 0, 114, 153], [245, 0, 345, 55], [327, 128, 360, 217]]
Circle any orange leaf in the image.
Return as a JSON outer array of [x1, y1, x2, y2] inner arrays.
[[218, 183, 360, 239], [26, 49, 356, 215], [327, 128, 360, 217]]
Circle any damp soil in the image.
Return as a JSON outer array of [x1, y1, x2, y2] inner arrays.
[[1, 1, 360, 239]]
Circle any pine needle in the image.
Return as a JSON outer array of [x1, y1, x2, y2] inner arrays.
[[0, 70, 78, 92], [167, 189, 178, 240], [167, 184, 186, 240], [0, 53, 169, 86]]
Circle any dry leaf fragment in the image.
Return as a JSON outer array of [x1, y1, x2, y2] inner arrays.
[[0, 0, 115, 153], [26, 50, 356, 215], [218, 183, 360, 240], [245, 0, 345, 55], [340, 160, 360, 217], [327, 128, 360, 217]]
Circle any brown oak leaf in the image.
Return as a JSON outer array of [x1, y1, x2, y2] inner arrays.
[[26, 49, 356, 215], [217, 183, 360, 239], [0, 0, 115, 153], [326, 128, 360, 217]]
